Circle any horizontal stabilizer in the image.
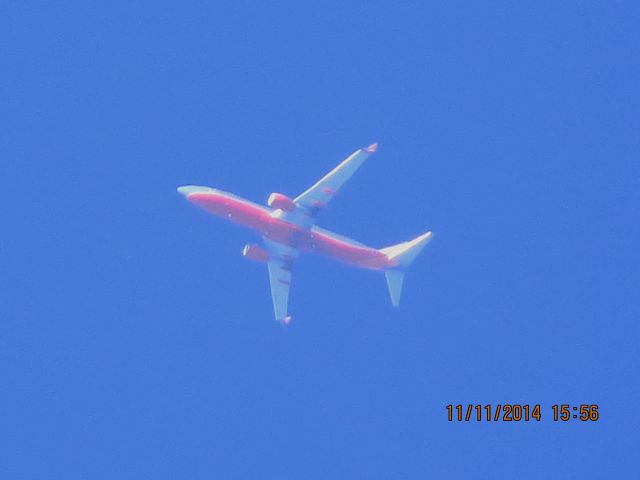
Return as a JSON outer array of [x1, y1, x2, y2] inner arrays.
[[385, 270, 405, 307], [380, 231, 433, 307], [380, 231, 433, 268]]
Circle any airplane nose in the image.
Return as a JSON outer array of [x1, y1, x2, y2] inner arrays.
[[177, 185, 216, 197], [177, 186, 191, 196]]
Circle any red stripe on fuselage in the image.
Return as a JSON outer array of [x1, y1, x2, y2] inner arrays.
[[187, 191, 394, 270], [309, 230, 392, 270]]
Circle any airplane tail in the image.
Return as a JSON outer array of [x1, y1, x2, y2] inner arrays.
[[379, 231, 433, 307]]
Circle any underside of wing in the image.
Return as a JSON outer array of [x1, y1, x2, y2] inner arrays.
[[267, 260, 291, 323], [263, 238, 298, 324], [294, 143, 377, 217]]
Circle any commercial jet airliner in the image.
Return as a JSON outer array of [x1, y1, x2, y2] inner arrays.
[[178, 143, 433, 325]]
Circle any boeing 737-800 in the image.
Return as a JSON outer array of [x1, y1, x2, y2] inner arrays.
[[178, 143, 433, 325]]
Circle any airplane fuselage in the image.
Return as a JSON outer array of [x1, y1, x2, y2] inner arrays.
[[178, 143, 433, 323], [185, 189, 395, 270]]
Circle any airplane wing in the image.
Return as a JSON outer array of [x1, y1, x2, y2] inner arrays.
[[294, 143, 378, 217], [263, 238, 298, 324]]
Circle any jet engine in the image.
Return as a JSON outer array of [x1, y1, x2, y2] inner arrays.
[[267, 192, 296, 212], [242, 243, 270, 263]]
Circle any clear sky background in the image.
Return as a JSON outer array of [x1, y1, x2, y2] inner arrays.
[[2, 1, 639, 478]]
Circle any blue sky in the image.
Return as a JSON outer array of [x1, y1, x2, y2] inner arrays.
[[2, 1, 639, 478]]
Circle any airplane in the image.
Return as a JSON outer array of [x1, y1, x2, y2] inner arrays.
[[177, 143, 433, 325]]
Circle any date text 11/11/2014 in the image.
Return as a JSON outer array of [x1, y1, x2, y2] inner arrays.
[[446, 404, 600, 422]]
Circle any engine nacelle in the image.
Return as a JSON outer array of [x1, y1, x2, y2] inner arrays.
[[242, 243, 270, 263], [267, 192, 296, 212]]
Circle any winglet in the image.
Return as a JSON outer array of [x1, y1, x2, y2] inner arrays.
[[364, 142, 378, 153]]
